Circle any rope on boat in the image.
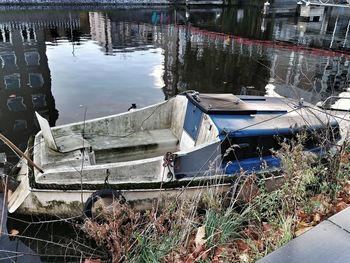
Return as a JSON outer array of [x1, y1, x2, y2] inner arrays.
[[162, 152, 176, 181]]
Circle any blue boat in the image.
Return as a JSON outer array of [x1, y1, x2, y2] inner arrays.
[[6, 91, 339, 217]]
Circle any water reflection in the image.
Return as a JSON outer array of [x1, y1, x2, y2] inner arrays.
[[0, 4, 350, 161], [2, 4, 350, 260], [0, 18, 59, 161]]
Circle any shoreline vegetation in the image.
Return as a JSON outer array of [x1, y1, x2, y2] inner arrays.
[[80, 134, 350, 262]]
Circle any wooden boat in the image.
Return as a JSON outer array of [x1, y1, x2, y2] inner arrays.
[[6, 92, 339, 217]]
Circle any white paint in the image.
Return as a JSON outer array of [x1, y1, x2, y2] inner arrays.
[[8, 164, 30, 213], [35, 112, 58, 151], [179, 130, 195, 151]]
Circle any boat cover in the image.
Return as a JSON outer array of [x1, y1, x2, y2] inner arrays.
[[185, 93, 293, 115], [186, 93, 257, 114]]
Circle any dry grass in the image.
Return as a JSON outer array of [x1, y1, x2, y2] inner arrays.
[[80, 135, 350, 262]]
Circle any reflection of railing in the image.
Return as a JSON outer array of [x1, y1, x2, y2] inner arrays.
[[0, 20, 80, 30], [177, 25, 350, 58]]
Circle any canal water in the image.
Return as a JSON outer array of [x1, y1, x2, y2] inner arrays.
[[1, 2, 350, 260], [1, 3, 350, 161]]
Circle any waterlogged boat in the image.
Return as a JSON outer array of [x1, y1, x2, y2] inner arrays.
[[7, 92, 339, 217]]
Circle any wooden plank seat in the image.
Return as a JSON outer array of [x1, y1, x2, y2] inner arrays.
[[85, 129, 179, 163]]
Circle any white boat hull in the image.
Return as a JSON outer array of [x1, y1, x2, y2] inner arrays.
[[6, 92, 338, 217]]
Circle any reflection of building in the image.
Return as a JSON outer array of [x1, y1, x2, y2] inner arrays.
[[87, 8, 272, 98], [88, 10, 184, 98], [162, 26, 182, 98], [268, 49, 350, 104], [88, 11, 166, 55], [0, 24, 57, 159], [0, 12, 87, 160], [0, 11, 91, 160], [165, 20, 350, 102], [89, 12, 113, 54], [273, 8, 350, 51], [161, 24, 273, 97]]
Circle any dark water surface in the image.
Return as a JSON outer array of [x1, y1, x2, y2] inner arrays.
[[1, 2, 350, 261]]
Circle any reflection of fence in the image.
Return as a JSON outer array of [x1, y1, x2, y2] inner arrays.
[[178, 25, 350, 59], [0, 20, 80, 30]]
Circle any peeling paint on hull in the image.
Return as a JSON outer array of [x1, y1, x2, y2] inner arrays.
[[15, 184, 232, 217]]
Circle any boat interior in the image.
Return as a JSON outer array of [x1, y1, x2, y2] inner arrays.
[[31, 93, 339, 185], [32, 94, 220, 185]]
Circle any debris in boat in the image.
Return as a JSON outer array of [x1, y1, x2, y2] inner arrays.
[[128, 103, 137, 111], [9, 229, 19, 236]]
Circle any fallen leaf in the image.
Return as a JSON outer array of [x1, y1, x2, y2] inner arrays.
[[313, 213, 321, 223], [197, 247, 209, 261], [234, 240, 249, 252], [297, 221, 311, 229], [343, 183, 350, 194], [184, 254, 195, 263], [195, 225, 206, 247], [255, 239, 264, 252], [341, 194, 350, 204], [211, 246, 225, 263], [263, 223, 272, 233], [295, 226, 313, 237], [297, 210, 307, 220], [335, 201, 349, 213], [192, 244, 205, 259], [244, 227, 259, 240], [9, 229, 19, 236], [214, 246, 225, 258]]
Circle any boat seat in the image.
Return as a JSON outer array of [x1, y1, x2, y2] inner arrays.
[[85, 128, 179, 163]]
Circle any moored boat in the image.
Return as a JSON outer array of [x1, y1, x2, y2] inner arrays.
[[6, 91, 340, 217]]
